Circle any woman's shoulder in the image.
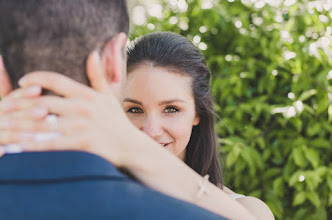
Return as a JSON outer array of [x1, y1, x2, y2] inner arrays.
[[235, 196, 275, 220], [223, 186, 274, 220]]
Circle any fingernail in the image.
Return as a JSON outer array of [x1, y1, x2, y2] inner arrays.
[[32, 107, 48, 118], [18, 77, 27, 87], [26, 86, 41, 96]]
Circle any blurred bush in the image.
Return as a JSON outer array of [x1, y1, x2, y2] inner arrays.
[[131, 0, 332, 219]]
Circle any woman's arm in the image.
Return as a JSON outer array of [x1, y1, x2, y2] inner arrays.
[[122, 127, 274, 220], [236, 197, 274, 220], [121, 127, 257, 219]]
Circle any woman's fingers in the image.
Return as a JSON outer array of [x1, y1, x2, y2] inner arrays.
[[0, 107, 48, 123], [0, 118, 72, 145], [27, 96, 83, 117], [18, 72, 95, 99], [0, 97, 47, 116], [4, 86, 42, 100], [0, 115, 91, 140], [22, 135, 89, 152], [0, 118, 49, 132], [0, 130, 37, 145], [0, 95, 93, 119]]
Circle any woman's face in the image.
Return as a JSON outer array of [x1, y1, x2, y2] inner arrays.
[[123, 63, 199, 160]]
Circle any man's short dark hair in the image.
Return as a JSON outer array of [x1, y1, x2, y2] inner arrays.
[[0, 0, 129, 88]]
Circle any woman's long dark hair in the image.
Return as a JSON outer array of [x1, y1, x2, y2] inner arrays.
[[127, 32, 223, 187]]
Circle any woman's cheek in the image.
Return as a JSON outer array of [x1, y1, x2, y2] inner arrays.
[[168, 118, 194, 144], [127, 115, 144, 129]]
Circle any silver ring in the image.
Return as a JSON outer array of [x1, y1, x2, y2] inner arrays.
[[45, 115, 58, 131]]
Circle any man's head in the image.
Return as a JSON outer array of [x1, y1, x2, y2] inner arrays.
[[0, 0, 129, 98]]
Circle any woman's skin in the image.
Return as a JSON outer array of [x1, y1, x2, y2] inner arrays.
[[123, 63, 199, 161], [0, 56, 273, 219]]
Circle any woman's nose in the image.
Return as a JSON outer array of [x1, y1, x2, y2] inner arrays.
[[142, 116, 163, 139]]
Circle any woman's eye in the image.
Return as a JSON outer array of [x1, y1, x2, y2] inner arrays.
[[164, 107, 179, 114], [127, 107, 143, 114]]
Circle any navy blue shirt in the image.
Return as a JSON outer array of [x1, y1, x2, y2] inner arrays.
[[0, 151, 227, 220]]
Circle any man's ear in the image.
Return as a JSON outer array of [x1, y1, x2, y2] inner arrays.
[[0, 56, 13, 97], [86, 33, 127, 94], [86, 51, 109, 93], [102, 32, 127, 86]]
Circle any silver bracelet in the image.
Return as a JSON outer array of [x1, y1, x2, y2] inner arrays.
[[196, 174, 210, 200]]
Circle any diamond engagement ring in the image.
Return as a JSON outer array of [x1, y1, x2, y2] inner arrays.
[[45, 115, 58, 131]]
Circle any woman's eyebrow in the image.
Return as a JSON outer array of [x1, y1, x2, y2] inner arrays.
[[158, 99, 186, 106], [123, 98, 142, 105]]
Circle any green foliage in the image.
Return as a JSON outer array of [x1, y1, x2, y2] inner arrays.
[[131, 0, 332, 219]]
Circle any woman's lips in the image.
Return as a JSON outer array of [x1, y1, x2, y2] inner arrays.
[[160, 142, 171, 147]]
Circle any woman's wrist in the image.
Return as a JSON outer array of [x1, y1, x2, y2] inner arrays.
[[111, 120, 151, 170], [119, 127, 155, 171]]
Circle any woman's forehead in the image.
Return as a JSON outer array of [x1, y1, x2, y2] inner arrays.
[[127, 64, 192, 87], [125, 65, 194, 103]]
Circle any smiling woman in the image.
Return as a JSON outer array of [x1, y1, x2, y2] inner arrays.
[[126, 32, 224, 187], [123, 64, 200, 161]]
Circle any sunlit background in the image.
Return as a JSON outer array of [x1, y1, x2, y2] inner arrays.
[[131, 0, 332, 56]]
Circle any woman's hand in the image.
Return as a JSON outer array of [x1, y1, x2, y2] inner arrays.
[[0, 85, 44, 157], [0, 52, 135, 167]]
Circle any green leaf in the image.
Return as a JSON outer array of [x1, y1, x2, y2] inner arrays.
[[289, 171, 302, 187], [328, 104, 332, 122], [292, 147, 305, 167], [293, 208, 308, 220], [293, 191, 307, 206], [327, 171, 332, 190], [265, 200, 283, 219], [273, 177, 284, 197], [226, 146, 241, 168], [317, 93, 329, 115], [305, 171, 322, 191], [303, 148, 320, 169], [240, 147, 257, 177], [310, 138, 330, 149], [264, 168, 282, 180], [299, 89, 317, 101], [306, 123, 321, 137], [315, 166, 327, 177], [311, 207, 327, 220], [256, 137, 265, 149], [306, 191, 320, 208], [289, 117, 302, 132], [220, 136, 245, 145], [303, 104, 315, 115]]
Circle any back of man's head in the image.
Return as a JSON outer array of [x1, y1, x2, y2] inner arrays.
[[0, 0, 129, 89]]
